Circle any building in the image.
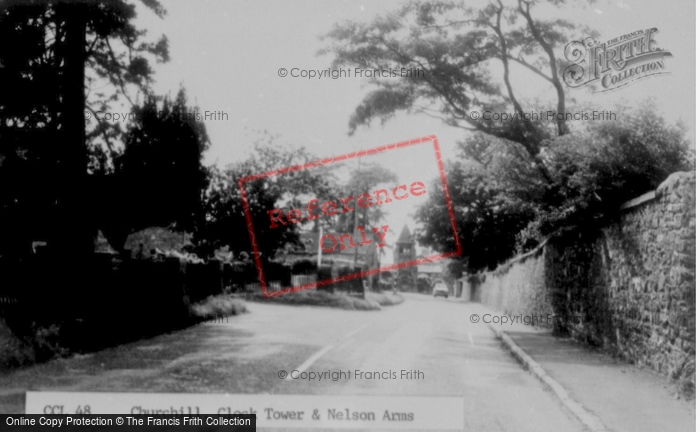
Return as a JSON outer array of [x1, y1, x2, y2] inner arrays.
[[416, 262, 442, 279], [393, 225, 417, 290], [276, 229, 381, 292], [415, 247, 443, 282], [415, 246, 444, 293], [292, 230, 379, 268], [392, 227, 452, 293]]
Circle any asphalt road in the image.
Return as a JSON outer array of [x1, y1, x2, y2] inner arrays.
[[1, 293, 584, 431]]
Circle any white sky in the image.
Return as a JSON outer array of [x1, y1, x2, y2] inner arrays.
[[132, 0, 696, 264]]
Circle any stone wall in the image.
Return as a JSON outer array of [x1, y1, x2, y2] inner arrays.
[[473, 171, 695, 392], [478, 242, 552, 324]]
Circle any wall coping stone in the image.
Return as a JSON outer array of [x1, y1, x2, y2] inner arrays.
[[462, 171, 695, 280], [620, 171, 695, 211]]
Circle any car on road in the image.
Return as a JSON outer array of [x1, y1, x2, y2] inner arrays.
[[432, 281, 449, 298]]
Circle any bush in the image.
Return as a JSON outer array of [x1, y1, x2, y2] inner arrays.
[[523, 102, 694, 244], [316, 264, 333, 292], [262, 260, 292, 286], [0, 318, 69, 370], [0, 318, 37, 369], [291, 259, 317, 275], [333, 265, 364, 295], [416, 102, 694, 270], [189, 294, 248, 321], [243, 290, 381, 311]]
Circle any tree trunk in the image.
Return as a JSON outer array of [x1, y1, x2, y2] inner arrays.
[[52, 3, 94, 257]]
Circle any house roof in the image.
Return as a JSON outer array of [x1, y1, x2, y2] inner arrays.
[[298, 230, 378, 260], [396, 225, 413, 244]]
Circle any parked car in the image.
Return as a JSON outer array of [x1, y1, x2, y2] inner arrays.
[[432, 281, 449, 298]]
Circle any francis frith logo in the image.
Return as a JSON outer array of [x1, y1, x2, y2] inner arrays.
[[563, 27, 671, 92]]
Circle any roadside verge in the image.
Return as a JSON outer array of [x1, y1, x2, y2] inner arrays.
[[241, 290, 404, 311]]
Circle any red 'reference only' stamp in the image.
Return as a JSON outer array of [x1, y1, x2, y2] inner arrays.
[[238, 135, 462, 297]]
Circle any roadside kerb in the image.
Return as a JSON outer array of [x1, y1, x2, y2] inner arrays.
[[487, 323, 609, 432]]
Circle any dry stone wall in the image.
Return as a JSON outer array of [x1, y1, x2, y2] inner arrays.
[[476, 171, 695, 391]]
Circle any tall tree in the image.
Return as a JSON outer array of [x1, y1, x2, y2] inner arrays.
[[320, 0, 592, 182], [320, 0, 593, 271], [197, 140, 336, 259], [95, 89, 210, 253], [333, 163, 398, 233], [415, 103, 693, 271], [0, 0, 175, 256], [414, 148, 536, 271]]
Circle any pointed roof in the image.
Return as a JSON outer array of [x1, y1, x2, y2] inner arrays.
[[396, 225, 413, 244]]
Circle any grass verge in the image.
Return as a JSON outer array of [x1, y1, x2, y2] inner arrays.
[[189, 294, 249, 322], [366, 291, 404, 307], [242, 289, 404, 311], [0, 293, 249, 371], [0, 319, 68, 369]]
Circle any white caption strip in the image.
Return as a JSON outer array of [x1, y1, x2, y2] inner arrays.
[[26, 392, 463, 430]]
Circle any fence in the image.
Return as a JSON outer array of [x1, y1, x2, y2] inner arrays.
[[291, 274, 317, 286]]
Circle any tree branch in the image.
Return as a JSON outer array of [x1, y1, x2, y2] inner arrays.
[[518, 0, 568, 136], [105, 38, 136, 107], [507, 55, 553, 83], [86, 105, 119, 161], [491, 0, 525, 115]]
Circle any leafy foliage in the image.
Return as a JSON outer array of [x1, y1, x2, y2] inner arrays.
[[0, 1, 211, 256], [95, 88, 210, 251], [0, 0, 170, 169], [195, 139, 336, 259], [119, 89, 209, 229], [414, 150, 536, 271], [416, 103, 694, 271], [321, 0, 593, 175], [528, 104, 695, 238], [333, 162, 398, 233], [323, 1, 692, 272], [197, 134, 400, 260]]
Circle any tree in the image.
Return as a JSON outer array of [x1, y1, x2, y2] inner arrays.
[[94, 88, 210, 253], [321, 0, 592, 181], [333, 162, 398, 233], [529, 103, 694, 238], [416, 103, 694, 271], [442, 260, 464, 283], [197, 165, 297, 260], [196, 140, 336, 259], [323, 1, 693, 271], [0, 1, 191, 256], [414, 149, 535, 271], [0, 0, 169, 171]]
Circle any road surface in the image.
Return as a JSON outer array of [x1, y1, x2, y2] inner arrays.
[[0, 293, 584, 431]]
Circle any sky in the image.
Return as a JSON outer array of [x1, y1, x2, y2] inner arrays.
[[130, 0, 696, 264]]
